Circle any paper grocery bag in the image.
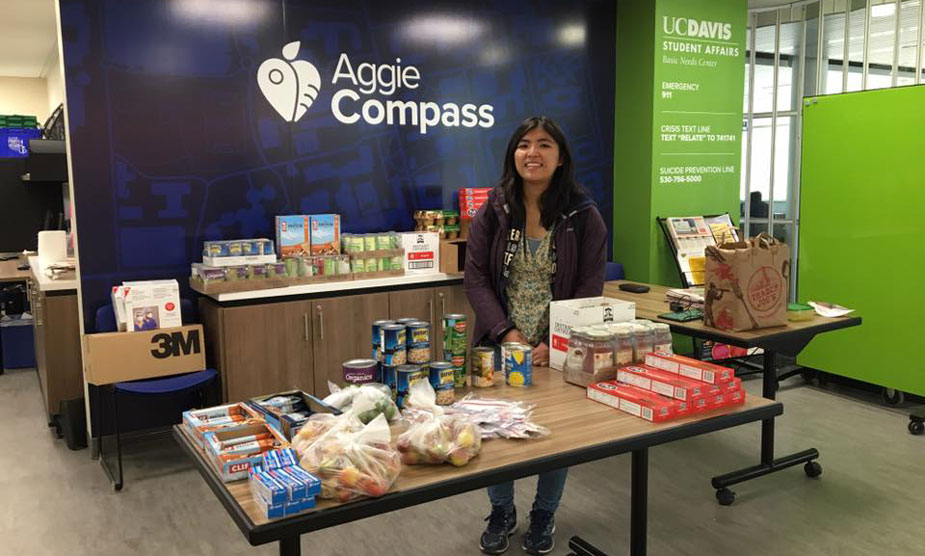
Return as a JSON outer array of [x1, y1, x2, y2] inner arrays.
[[703, 233, 790, 332]]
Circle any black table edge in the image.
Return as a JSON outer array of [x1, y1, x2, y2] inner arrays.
[[660, 316, 862, 352], [173, 401, 782, 546]]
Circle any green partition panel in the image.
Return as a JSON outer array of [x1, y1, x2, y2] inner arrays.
[[798, 85, 925, 395]]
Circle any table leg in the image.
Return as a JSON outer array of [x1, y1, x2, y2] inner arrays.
[[710, 350, 820, 505], [279, 536, 300, 556], [631, 448, 647, 556]]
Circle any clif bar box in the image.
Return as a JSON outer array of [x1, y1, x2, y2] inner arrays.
[[644, 353, 734, 384]]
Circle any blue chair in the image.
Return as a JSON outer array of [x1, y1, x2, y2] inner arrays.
[[605, 261, 625, 282], [94, 299, 217, 491]]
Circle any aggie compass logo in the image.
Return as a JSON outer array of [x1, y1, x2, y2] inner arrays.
[[257, 41, 494, 133]]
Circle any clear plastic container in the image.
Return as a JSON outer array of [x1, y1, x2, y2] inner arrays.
[[652, 323, 673, 355], [631, 323, 655, 363], [563, 328, 593, 387], [587, 330, 615, 374], [614, 328, 634, 367]]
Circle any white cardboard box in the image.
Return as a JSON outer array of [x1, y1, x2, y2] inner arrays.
[[399, 232, 440, 275], [548, 296, 635, 370], [122, 280, 182, 331]]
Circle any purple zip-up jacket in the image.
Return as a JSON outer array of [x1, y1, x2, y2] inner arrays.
[[464, 187, 607, 347]]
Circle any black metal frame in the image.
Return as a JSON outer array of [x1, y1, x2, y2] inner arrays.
[[174, 402, 780, 556], [650, 316, 862, 504]]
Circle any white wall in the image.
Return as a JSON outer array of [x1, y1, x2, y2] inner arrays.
[[0, 76, 49, 121], [44, 45, 65, 117]]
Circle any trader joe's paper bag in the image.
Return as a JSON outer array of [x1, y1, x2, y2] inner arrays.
[[704, 234, 789, 331]]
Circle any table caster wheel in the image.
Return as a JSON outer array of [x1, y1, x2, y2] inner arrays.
[[882, 388, 904, 406], [113, 482, 123, 492], [804, 461, 823, 478], [910, 420, 924, 436], [716, 488, 735, 506]]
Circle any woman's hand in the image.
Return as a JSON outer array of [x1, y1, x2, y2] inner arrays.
[[532, 342, 550, 367], [502, 328, 529, 344]]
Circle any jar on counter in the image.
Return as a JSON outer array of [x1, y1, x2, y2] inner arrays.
[[614, 327, 634, 367], [631, 323, 655, 363], [653, 323, 673, 355], [563, 328, 594, 386], [587, 330, 616, 374]]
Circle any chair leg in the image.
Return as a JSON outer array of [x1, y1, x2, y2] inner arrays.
[[99, 386, 124, 491], [113, 388, 123, 491]]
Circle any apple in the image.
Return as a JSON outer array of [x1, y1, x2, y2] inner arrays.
[[339, 466, 360, 488], [447, 447, 471, 467]]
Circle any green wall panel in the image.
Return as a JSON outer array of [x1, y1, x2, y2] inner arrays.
[[798, 85, 925, 395]]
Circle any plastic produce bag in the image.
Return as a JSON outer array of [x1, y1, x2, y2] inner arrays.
[[298, 414, 401, 502], [397, 381, 481, 467], [291, 413, 362, 455], [323, 382, 399, 424], [448, 394, 550, 440]]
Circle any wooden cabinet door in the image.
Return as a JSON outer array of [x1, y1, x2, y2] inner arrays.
[[42, 293, 83, 418], [435, 284, 476, 360], [312, 293, 389, 396], [388, 288, 437, 360], [223, 300, 312, 401]]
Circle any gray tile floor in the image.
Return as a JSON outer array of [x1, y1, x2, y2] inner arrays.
[[2, 366, 923, 556]]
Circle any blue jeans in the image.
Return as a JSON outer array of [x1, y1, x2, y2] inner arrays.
[[487, 467, 569, 514]]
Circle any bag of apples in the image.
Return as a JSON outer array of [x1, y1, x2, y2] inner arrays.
[[298, 413, 401, 503], [397, 381, 482, 467]]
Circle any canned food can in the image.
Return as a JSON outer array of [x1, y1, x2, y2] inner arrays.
[[351, 258, 366, 274], [396, 364, 427, 408], [376, 234, 392, 250], [502, 342, 533, 387], [227, 241, 242, 256], [448, 353, 467, 388], [381, 364, 398, 399], [343, 359, 379, 385], [363, 235, 377, 252], [406, 321, 431, 364], [443, 313, 467, 356], [471, 347, 495, 388], [428, 361, 456, 405], [378, 256, 388, 271], [323, 257, 336, 276], [371, 320, 394, 360], [364, 257, 377, 272], [390, 255, 403, 270], [396, 317, 418, 326], [380, 324, 407, 365]]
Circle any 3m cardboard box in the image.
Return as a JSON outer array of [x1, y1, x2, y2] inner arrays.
[[439, 239, 467, 274], [83, 324, 206, 385], [399, 232, 440, 274], [549, 297, 635, 370]]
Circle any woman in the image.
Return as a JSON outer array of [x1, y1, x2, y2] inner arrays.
[[464, 116, 607, 555]]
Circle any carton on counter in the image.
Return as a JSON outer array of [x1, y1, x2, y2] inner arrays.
[[204, 423, 289, 482], [309, 214, 341, 255], [399, 232, 440, 274], [276, 215, 311, 257], [643, 353, 734, 385], [616, 365, 707, 401], [182, 402, 264, 450], [586, 381, 682, 423], [549, 297, 636, 370]]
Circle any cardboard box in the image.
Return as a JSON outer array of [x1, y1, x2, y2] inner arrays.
[[247, 390, 340, 440], [616, 365, 707, 401], [110, 286, 128, 332], [399, 232, 440, 274], [204, 423, 289, 482], [122, 280, 182, 331], [183, 402, 264, 449], [309, 214, 341, 255], [549, 297, 636, 370], [439, 239, 467, 274], [643, 353, 734, 384], [586, 381, 680, 423], [276, 215, 311, 257], [83, 324, 206, 385]]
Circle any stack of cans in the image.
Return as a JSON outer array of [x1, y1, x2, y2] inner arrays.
[[443, 314, 468, 387]]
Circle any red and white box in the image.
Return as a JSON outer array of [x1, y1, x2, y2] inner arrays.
[[587, 381, 683, 423], [644, 353, 734, 385], [459, 188, 491, 220], [616, 365, 707, 401]]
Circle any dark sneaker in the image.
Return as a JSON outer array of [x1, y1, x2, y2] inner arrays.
[[479, 505, 517, 554], [522, 508, 556, 555]]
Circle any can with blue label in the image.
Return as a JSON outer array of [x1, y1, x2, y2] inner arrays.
[[428, 361, 455, 405], [380, 324, 407, 366], [502, 342, 533, 387], [395, 317, 418, 326], [396, 364, 427, 408], [381, 364, 398, 400], [406, 320, 431, 364], [372, 320, 395, 360]]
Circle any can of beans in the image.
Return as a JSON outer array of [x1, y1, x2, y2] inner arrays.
[[381, 364, 398, 400], [372, 320, 395, 361], [471, 347, 495, 388], [443, 314, 467, 357], [502, 342, 533, 387], [380, 324, 407, 366], [406, 321, 431, 364], [396, 317, 418, 326], [396, 364, 427, 408], [428, 361, 455, 405], [343, 359, 379, 385]]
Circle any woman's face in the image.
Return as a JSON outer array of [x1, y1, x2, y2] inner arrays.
[[513, 127, 561, 186]]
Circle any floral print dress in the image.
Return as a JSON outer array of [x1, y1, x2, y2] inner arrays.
[[506, 227, 555, 346]]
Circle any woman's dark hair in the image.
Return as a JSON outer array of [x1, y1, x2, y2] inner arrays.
[[499, 116, 584, 229]]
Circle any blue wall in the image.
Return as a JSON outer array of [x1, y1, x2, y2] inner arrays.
[[61, 0, 616, 329]]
